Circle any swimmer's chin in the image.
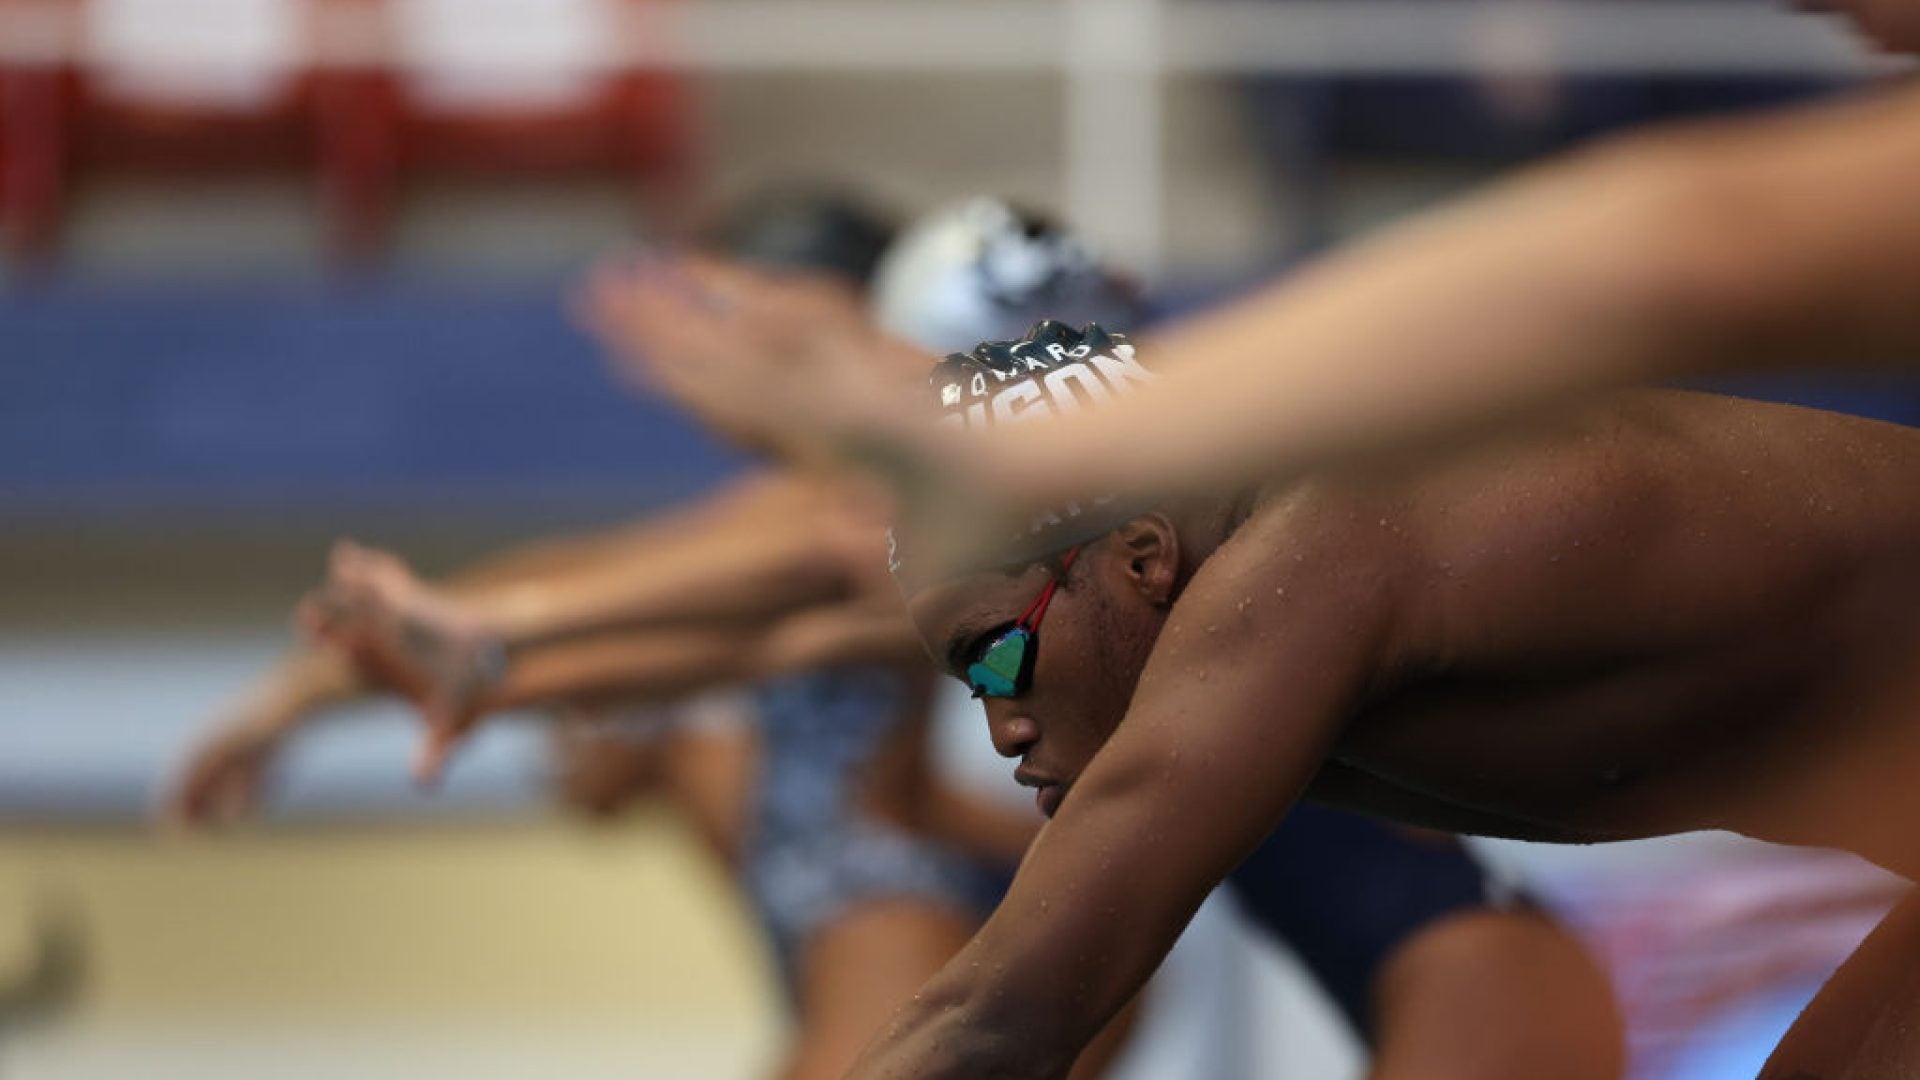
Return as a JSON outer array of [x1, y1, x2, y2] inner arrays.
[[1015, 766, 1073, 817], [1036, 782, 1068, 818]]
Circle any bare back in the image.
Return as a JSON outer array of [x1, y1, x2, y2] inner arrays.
[[1309, 390, 1920, 870]]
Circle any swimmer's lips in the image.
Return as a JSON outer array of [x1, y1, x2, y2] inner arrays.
[[1015, 767, 1068, 818]]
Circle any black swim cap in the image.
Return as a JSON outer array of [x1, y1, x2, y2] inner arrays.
[[927, 320, 1152, 428], [705, 188, 897, 286], [889, 321, 1157, 580]]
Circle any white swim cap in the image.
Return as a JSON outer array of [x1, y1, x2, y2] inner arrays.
[[871, 198, 1142, 354]]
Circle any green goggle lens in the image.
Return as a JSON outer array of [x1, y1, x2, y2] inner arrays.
[[966, 627, 1032, 699]]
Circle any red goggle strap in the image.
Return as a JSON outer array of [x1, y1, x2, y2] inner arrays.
[[1017, 546, 1081, 630]]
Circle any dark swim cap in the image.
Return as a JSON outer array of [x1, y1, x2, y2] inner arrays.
[[889, 320, 1157, 580], [705, 188, 898, 286], [927, 319, 1153, 428]]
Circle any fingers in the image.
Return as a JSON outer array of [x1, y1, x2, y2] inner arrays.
[[156, 766, 209, 831], [410, 692, 477, 790], [298, 538, 379, 643], [213, 767, 262, 822], [158, 736, 269, 833], [410, 731, 448, 790], [585, 264, 717, 378], [411, 724, 460, 790]]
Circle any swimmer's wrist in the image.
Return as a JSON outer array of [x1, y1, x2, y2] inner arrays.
[[849, 967, 1079, 1080], [469, 636, 511, 688]]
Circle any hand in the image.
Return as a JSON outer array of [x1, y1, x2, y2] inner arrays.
[[578, 253, 931, 465], [296, 540, 503, 788], [160, 712, 289, 829]]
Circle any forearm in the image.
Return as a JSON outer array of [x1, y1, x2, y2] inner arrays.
[[438, 471, 803, 593], [239, 647, 369, 733], [470, 507, 866, 648], [846, 887, 1206, 1079], [483, 604, 914, 712], [1001, 167, 1691, 503], [851, 702, 1318, 1078], [750, 605, 923, 674], [1370, 909, 1624, 1080], [853, 982, 1143, 1080], [992, 81, 1920, 505], [486, 628, 758, 710]]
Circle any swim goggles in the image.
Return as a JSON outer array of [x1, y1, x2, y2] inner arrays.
[[966, 546, 1081, 699]]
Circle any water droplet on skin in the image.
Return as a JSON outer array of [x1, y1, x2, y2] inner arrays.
[[1205, 624, 1218, 634]]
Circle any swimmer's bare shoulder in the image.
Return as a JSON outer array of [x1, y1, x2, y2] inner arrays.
[[1317, 389, 1920, 844]]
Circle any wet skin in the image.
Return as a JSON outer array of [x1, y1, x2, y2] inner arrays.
[[869, 389, 1920, 1079]]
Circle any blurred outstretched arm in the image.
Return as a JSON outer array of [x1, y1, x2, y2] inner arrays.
[[163, 470, 859, 824], [593, 81, 1920, 581], [296, 476, 905, 783], [987, 80, 1920, 506]]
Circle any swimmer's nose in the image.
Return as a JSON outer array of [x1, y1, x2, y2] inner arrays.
[[985, 706, 1040, 760]]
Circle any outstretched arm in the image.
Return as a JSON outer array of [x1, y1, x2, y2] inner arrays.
[[161, 647, 367, 827], [1006, 80, 1920, 505], [433, 469, 807, 591], [846, 502, 1402, 1079], [164, 471, 827, 824], [299, 481, 897, 781], [486, 601, 921, 715], [306, 471, 864, 655], [592, 81, 1920, 583], [581, 255, 932, 470]]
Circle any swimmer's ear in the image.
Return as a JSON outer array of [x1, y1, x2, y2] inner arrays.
[[1110, 514, 1180, 607]]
